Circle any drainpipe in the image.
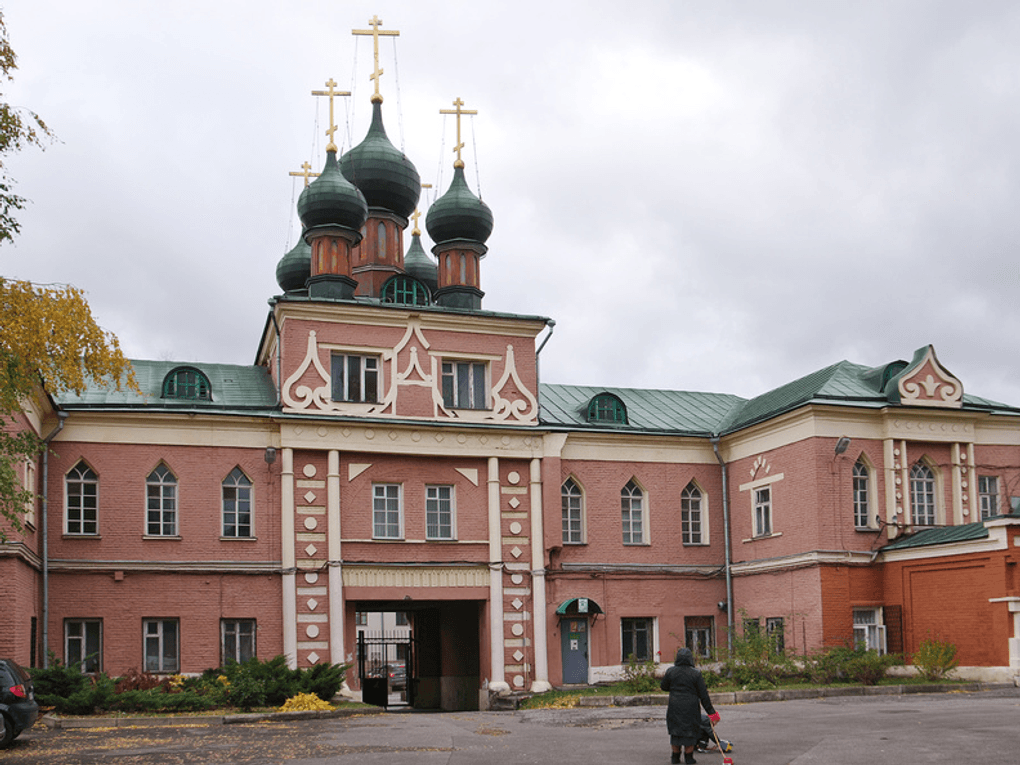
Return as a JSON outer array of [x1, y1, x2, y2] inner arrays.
[[711, 437, 734, 652], [41, 410, 68, 669], [270, 310, 283, 406], [534, 319, 556, 390]]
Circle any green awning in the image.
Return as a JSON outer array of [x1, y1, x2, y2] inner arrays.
[[555, 597, 603, 616]]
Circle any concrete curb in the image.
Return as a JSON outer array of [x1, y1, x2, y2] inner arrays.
[[44, 705, 383, 730], [574, 682, 1017, 708]]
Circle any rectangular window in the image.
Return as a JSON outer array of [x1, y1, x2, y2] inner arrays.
[[621, 617, 653, 662], [979, 476, 999, 519], [222, 619, 256, 665], [441, 361, 487, 409], [331, 353, 380, 403], [754, 486, 772, 537], [685, 616, 714, 660], [766, 617, 785, 654], [395, 612, 409, 626], [143, 618, 179, 673], [373, 484, 403, 539], [65, 619, 102, 673], [743, 617, 761, 637], [853, 608, 887, 654], [426, 485, 455, 540], [355, 611, 368, 626]]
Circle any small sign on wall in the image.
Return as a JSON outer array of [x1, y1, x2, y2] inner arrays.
[[578, 598, 589, 613]]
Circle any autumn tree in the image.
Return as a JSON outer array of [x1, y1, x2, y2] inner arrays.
[[1, 15, 135, 533]]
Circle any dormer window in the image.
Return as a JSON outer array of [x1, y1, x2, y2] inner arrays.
[[162, 367, 211, 401], [381, 276, 431, 306], [587, 392, 627, 424]]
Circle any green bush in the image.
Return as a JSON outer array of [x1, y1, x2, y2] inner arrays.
[[913, 634, 958, 681], [298, 661, 350, 701], [719, 617, 797, 688], [806, 645, 899, 686], [109, 688, 219, 714], [622, 654, 660, 694], [29, 654, 92, 700]]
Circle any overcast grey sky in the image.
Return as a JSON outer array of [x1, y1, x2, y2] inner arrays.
[[4, 0, 1020, 406]]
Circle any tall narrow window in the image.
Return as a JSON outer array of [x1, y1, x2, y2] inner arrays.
[[426, 485, 455, 540], [65, 619, 102, 673], [441, 361, 487, 409], [621, 479, 644, 544], [562, 478, 584, 544], [621, 617, 653, 661], [978, 476, 999, 519], [146, 465, 177, 536], [910, 462, 936, 526], [222, 467, 253, 538], [222, 619, 256, 664], [373, 484, 402, 539], [331, 353, 380, 403], [66, 461, 99, 535], [685, 616, 714, 660], [377, 221, 387, 259], [754, 486, 772, 537], [143, 619, 179, 673], [681, 483, 702, 544], [853, 460, 870, 528], [853, 608, 887, 654], [766, 617, 785, 654]]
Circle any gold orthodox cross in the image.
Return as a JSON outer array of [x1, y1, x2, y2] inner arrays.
[[352, 16, 399, 103], [288, 161, 320, 188], [411, 183, 431, 234], [440, 98, 477, 168], [311, 78, 350, 152]]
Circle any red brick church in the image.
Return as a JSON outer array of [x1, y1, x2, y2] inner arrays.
[[3, 18, 1018, 710]]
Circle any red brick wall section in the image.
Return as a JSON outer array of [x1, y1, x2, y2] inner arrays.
[[734, 566, 824, 654]]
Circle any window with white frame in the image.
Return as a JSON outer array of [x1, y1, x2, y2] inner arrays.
[[754, 486, 772, 537], [426, 485, 455, 540], [146, 464, 178, 536], [853, 459, 871, 528], [373, 484, 403, 539], [978, 475, 999, 519], [222, 467, 253, 537], [561, 478, 584, 544], [681, 482, 703, 544], [143, 618, 179, 673], [441, 360, 487, 409], [766, 617, 785, 654], [910, 462, 936, 526], [23, 459, 36, 526], [66, 461, 99, 535], [331, 353, 380, 403], [65, 619, 102, 673], [685, 616, 714, 659], [222, 619, 256, 664], [853, 608, 886, 654], [621, 479, 645, 544], [621, 617, 653, 661]]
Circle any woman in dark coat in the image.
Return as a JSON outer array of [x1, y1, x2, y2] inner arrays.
[[660, 647, 720, 764]]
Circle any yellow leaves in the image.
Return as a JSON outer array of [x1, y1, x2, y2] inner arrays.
[[0, 278, 138, 412], [278, 693, 334, 712]]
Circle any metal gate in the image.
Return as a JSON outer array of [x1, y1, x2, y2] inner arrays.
[[357, 630, 415, 708]]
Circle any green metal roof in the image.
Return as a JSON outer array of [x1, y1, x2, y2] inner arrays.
[[881, 521, 989, 551], [54, 360, 278, 411], [540, 383, 745, 435]]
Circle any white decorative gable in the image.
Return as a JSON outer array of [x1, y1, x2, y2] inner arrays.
[[893, 345, 963, 409]]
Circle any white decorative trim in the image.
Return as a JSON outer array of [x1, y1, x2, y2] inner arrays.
[[341, 565, 489, 588], [898, 346, 963, 409], [456, 467, 479, 485], [732, 549, 874, 575]]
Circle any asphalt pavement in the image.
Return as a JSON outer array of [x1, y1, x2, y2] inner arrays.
[[4, 687, 1019, 764]]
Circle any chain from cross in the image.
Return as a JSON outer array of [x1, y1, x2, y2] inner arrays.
[[439, 98, 477, 168], [288, 161, 320, 188], [352, 15, 399, 103], [311, 78, 350, 152]]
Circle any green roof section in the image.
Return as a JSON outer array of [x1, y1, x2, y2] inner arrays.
[[54, 360, 278, 411], [881, 521, 990, 551], [540, 383, 745, 435]]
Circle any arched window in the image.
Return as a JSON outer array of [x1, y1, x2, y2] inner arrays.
[[222, 467, 253, 538], [910, 462, 936, 526], [621, 479, 645, 544], [162, 367, 211, 401], [146, 464, 178, 536], [561, 478, 584, 544], [381, 276, 431, 306], [377, 222, 387, 260], [853, 460, 870, 528], [681, 482, 703, 544], [587, 393, 627, 424], [66, 461, 98, 535]]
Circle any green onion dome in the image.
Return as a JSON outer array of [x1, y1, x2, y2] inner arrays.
[[339, 101, 421, 219], [425, 166, 494, 245], [276, 235, 311, 293], [402, 230, 437, 292], [297, 150, 368, 232]]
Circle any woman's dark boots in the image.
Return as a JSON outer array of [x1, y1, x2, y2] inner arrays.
[[670, 754, 681, 764]]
